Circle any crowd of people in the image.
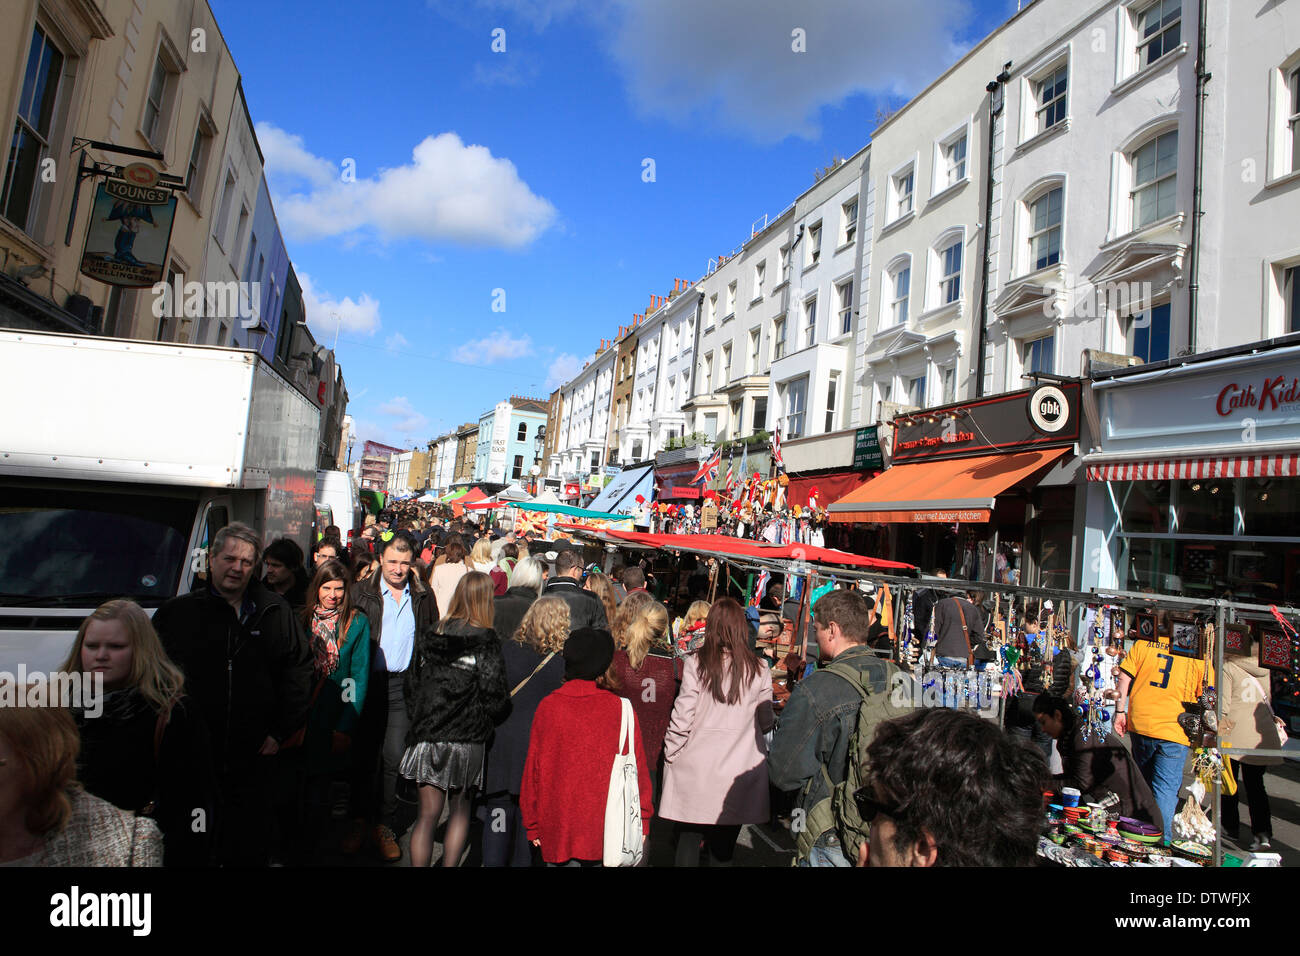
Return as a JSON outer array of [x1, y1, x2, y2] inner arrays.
[[0, 504, 1287, 867]]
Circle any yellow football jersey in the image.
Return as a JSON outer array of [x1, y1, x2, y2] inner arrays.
[[1120, 635, 1215, 745]]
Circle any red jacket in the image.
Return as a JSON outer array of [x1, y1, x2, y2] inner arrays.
[[520, 680, 653, 864]]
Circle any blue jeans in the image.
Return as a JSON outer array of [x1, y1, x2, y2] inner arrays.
[[1130, 733, 1189, 843], [798, 838, 851, 867]]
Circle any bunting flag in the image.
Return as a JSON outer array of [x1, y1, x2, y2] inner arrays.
[[691, 445, 722, 485], [771, 428, 785, 471]]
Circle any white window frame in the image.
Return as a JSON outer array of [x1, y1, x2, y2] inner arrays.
[[806, 221, 822, 267], [212, 166, 237, 250], [941, 365, 957, 404], [841, 196, 859, 246], [1023, 182, 1064, 275], [930, 229, 964, 309], [1, 18, 72, 236], [753, 260, 766, 301], [1115, 0, 1186, 87], [720, 343, 731, 388], [933, 121, 971, 195], [1125, 299, 1173, 363], [1135, 0, 1182, 70], [707, 294, 717, 329], [748, 327, 761, 373], [824, 373, 839, 433], [891, 165, 915, 221], [803, 295, 817, 348], [1266, 55, 1300, 184], [1129, 129, 1178, 230], [884, 255, 911, 328], [772, 316, 787, 360], [139, 31, 184, 152], [1022, 334, 1056, 377], [783, 377, 808, 439], [836, 280, 853, 337], [725, 280, 736, 319], [907, 374, 927, 408], [1034, 61, 1068, 136]]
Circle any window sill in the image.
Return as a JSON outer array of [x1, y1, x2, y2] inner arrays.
[[1111, 43, 1188, 99], [1014, 118, 1070, 155], [749, 295, 764, 307], [1264, 167, 1300, 191], [1007, 261, 1066, 288], [916, 300, 963, 326], [722, 312, 735, 323], [0, 214, 51, 263], [835, 238, 856, 255], [929, 175, 970, 204], [801, 260, 821, 275], [879, 211, 915, 237], [771, 280, 789, 295], [1100, 211, 1186, 252]]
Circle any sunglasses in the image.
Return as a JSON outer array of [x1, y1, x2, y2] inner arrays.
[[852, 786, 908, 824]]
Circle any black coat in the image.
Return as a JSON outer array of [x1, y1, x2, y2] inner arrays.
[[483, 639, 565, 796], [541, 578, 608, 632], [493, 586, 538, 647], [404, 619, 508, 745], [352, 570, 439, 672], [74, 690, 218, 866], [153, 582, 312, 771]]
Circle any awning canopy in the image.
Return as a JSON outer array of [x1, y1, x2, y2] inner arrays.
[[786, 470, 876, 510], [827, 448, 1068, 524], [1085, 451, 1300, 482], [563, 528, 916, 571], [440, 487, 469, 502]]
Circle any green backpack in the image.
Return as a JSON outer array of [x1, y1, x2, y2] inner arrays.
[[793, 657, 910, 865]]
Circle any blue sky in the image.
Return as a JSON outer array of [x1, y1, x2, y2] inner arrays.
[[211, 0, 1022, 449]]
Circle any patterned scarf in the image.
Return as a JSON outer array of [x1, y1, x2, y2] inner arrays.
[[311, 606, 343, 678]]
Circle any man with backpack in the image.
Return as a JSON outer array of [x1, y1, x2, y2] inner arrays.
[[768, 589, 909, 866]]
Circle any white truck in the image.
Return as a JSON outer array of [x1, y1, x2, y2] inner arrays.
[[0, 328, 321, 673]]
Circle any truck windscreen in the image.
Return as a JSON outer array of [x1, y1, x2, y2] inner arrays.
[[0, 490, 193, 608]]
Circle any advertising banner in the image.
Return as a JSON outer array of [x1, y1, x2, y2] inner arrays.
[[79, 175, 178, 288]]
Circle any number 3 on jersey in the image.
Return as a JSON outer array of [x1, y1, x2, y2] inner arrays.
[[1150, 652, 1173, 690]]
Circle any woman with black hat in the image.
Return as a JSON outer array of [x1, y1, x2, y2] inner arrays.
[[520, 628, 653, 866]]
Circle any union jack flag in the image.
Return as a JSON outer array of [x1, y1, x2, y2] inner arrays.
[[691, 445, 722, 485], [771, 428, 785, 470]]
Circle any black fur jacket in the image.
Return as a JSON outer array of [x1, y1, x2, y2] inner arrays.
[[404, 619, 509, 745]]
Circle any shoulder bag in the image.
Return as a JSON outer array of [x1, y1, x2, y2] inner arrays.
[[603, 696, 644, 867]]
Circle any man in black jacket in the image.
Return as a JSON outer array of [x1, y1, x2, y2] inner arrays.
[[541, 549, 607, 632], [346, 530, 438, 862], [153, 521, 313, 866]]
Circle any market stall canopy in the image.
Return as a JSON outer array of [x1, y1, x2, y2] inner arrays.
[[826, 448, 1068, 524], [512, 501, 629, 520], [785, 471, 875, 510], [496, 484, 532, 501], [440, 488, 470, 502], [559, 526, 917, 572], [528, 488, 562, 506], [458, 487, 488, 505], [585, 463, 654, 519], [417, 493, 440, 503]]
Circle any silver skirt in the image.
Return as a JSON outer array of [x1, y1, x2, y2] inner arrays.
[[398, 741, 485, 791]]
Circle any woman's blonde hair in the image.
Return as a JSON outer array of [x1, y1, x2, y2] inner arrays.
[[612, 590, 670, 670], [60, 599, 184, 715], [515, 596, 570, 655], [0, 697, 80, 835], [471, 537, 494, 565], [683, 600, 711, 629], [585, 573, 619, 630]]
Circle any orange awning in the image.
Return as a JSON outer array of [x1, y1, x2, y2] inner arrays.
[[827, 448, 1068, 524]]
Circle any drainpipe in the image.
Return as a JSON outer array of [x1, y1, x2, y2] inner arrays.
[[1187, 0, 1209, 354], [974, 65, 1009, 398]]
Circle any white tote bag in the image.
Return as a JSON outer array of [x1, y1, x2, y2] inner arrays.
[[603, 696, 644, 867]]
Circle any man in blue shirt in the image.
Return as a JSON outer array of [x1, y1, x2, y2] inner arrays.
[[347, 531, 437, 862]]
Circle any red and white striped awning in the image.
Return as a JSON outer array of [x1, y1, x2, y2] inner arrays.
[[1086, 453, 1300, 482]]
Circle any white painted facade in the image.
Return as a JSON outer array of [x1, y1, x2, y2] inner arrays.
[[552, 345, 616, 479]]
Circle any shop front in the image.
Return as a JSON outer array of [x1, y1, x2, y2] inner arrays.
[[1081, 341, 1300, 603], [828, 383, 1085, 587], [781, 427, 883, 552]]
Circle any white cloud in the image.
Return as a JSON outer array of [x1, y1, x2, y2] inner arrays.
[[545, 352, 581, 390], [377, 396, 431, 436], [385, 332, 410, 351], [438, 0, 985, 142], [299, 272, 381, 336], [255, 123, 337, 188], [258, 125, 558, 248], [453, 328, 533, 364]]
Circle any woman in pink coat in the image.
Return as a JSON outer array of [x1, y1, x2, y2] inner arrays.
[[659, 597, 774, 866]]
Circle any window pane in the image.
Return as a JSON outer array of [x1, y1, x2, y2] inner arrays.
[[1118, 480, 1170, 533], [1134, 140, 1156, 185], [1175, 478, 1232, 535], [1287, 266, 1300, 334], [2, 127, 41, 226], [1155, 131, 1178, 176]]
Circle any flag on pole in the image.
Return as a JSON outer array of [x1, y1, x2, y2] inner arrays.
[[724, 453, 735, 498], [691, 445, 722, 485], [771, 428, 785, 470], [751, 569, 770, 607]]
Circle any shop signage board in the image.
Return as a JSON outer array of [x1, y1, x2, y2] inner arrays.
[[666, 485, 701, 499], [701, 498, 718, 529], [891, 382, 1081, 464], [79, 173, 178, 288], [852, 425, 883, 470]]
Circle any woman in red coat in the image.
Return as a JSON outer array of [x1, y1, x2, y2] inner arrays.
[[520, 628, 653, 866]]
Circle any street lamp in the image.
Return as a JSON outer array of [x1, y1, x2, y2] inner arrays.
[[533, 425, 546, 494]]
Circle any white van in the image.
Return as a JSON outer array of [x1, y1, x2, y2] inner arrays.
[[315, 470, 364, 548]]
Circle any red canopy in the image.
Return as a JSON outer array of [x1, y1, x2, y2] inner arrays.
[[556, 526, 915, 571], [451, 487, 488, 516]]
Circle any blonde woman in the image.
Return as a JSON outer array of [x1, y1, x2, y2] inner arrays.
[[674, 599, 711, 659], [612, 591, 677, 800], [471, 537, 508, 596], [584, 572, 620, 630], [483, 595, 571, 867], [0, 702, 162, 865], [57, 600, 216, 866], [431, 536, 472, 616]]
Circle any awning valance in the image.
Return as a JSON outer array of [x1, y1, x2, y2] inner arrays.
[[1085, 452, 1300, 482], [827, 448, 1068, 524]]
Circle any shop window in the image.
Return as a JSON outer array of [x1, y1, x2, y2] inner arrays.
[[1174, 478, 1233, 536], [1118, 480, 1170, 534], [1242, 478, 1300, 538]]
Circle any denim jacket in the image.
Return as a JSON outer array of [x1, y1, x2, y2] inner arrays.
[[767, 644, 893, 815]]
